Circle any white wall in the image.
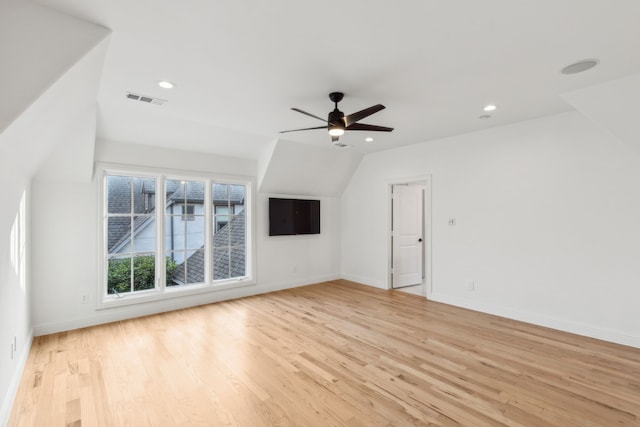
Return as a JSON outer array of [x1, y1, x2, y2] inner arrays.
[[257, 193, 341, 288], [342, 111, 640, 348], [0, 162, 32, 424], [31, 140, 341, 335], [0, 2, 109, 420]]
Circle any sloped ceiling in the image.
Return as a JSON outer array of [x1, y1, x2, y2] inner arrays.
[[0, 0, 110, 180], [562, 73, 640, 154], [259, 140, 363, 197], [0, 1, 108, 135]]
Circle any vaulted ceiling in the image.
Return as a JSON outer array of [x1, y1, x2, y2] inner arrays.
[[25, 0, 640, 159]]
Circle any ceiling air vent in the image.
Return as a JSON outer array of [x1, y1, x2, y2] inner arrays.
[[125, 92, 167, 106]]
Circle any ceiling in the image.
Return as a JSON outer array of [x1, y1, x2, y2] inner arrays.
[[32, 0, 640, 160]]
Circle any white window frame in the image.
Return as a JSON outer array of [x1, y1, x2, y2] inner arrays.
[[97, 163, 256, 309]]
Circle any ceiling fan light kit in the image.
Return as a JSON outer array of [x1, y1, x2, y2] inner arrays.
[[281, 92, 393, 143]]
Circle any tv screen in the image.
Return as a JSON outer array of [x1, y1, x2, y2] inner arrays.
[[269, 198, 320, 236]]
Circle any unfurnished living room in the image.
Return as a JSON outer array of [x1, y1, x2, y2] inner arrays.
[[2, 1, 640, 426]]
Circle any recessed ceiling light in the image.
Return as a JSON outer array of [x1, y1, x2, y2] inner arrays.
[[365, 137, 374, 142], [561, 59, 600, 75], [158, 80, 175, 89], [479, 115, 491, 120], [483, 104, 497, 112]]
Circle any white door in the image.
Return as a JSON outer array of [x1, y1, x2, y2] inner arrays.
[[392, 185, 424, 288]]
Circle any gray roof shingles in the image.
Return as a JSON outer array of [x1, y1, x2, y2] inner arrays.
[[171, 211, 246, 284], [107, 176, 156, 252]]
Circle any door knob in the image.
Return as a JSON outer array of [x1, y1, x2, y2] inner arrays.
[[418, 238, 423, 242]]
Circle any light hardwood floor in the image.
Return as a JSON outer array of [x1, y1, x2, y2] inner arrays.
[[9, 280, 640, 426]]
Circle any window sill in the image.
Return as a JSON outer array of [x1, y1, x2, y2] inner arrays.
[[97, 277, 255, 310]]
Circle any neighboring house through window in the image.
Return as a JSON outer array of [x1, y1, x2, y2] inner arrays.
[[101, 167, 253, 307]]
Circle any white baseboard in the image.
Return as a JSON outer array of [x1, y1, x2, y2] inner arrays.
[[0, 328, 34, 427], [33, 273, 341, 336], [341, 273, 387, 289], [430, 292, 640, 349]]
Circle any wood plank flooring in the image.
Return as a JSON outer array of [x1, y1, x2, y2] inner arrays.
[[9, 280, 640, 426]]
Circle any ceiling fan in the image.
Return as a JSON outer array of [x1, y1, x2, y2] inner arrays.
[[281, 92, 393, 144]]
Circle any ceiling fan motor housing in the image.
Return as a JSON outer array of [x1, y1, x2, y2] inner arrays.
[[328, 92, 346, 132], [328, 109, 345, 129]]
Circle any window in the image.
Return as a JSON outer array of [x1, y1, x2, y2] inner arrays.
[[101, 168, 253, 307], [166, 179, 205, 286], [212, 184, 246, 280], [181, 204, 195, 221], [144, 193, 153, 213], [214, 206, 228, 230], [106, 175, 157, 295]]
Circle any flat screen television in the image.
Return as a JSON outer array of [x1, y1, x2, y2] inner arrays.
[[269, 198, 320, 236]]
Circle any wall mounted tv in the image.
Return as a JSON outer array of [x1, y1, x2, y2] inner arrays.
[[269, 198, 320, 236]]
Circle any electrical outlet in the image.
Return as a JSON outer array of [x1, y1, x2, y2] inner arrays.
[[292, 265, 297, 273], [448, 218, 456, 226], [81, 294, 89, 304], [468, 281, 475, 291]]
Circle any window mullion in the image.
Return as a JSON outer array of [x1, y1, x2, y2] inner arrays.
[[104, 175, 109, 298], [157, 176, 166, 293], [182, 190, 188, 284], [227, 185, 232, 278], [204, 179, 212, 284], [130, 176, 135, 293]]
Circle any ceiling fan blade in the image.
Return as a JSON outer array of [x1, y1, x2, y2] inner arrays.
[[344, 104, 385, 127], [345, 123, 394, 132], [280, 125, 328, 134], [291, 108, 331, 124]]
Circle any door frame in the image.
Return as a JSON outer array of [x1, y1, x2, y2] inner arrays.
[[387, 175, 432, 298]]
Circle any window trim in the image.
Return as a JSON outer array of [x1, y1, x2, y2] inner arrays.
[[96, 163, 256, 309]]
